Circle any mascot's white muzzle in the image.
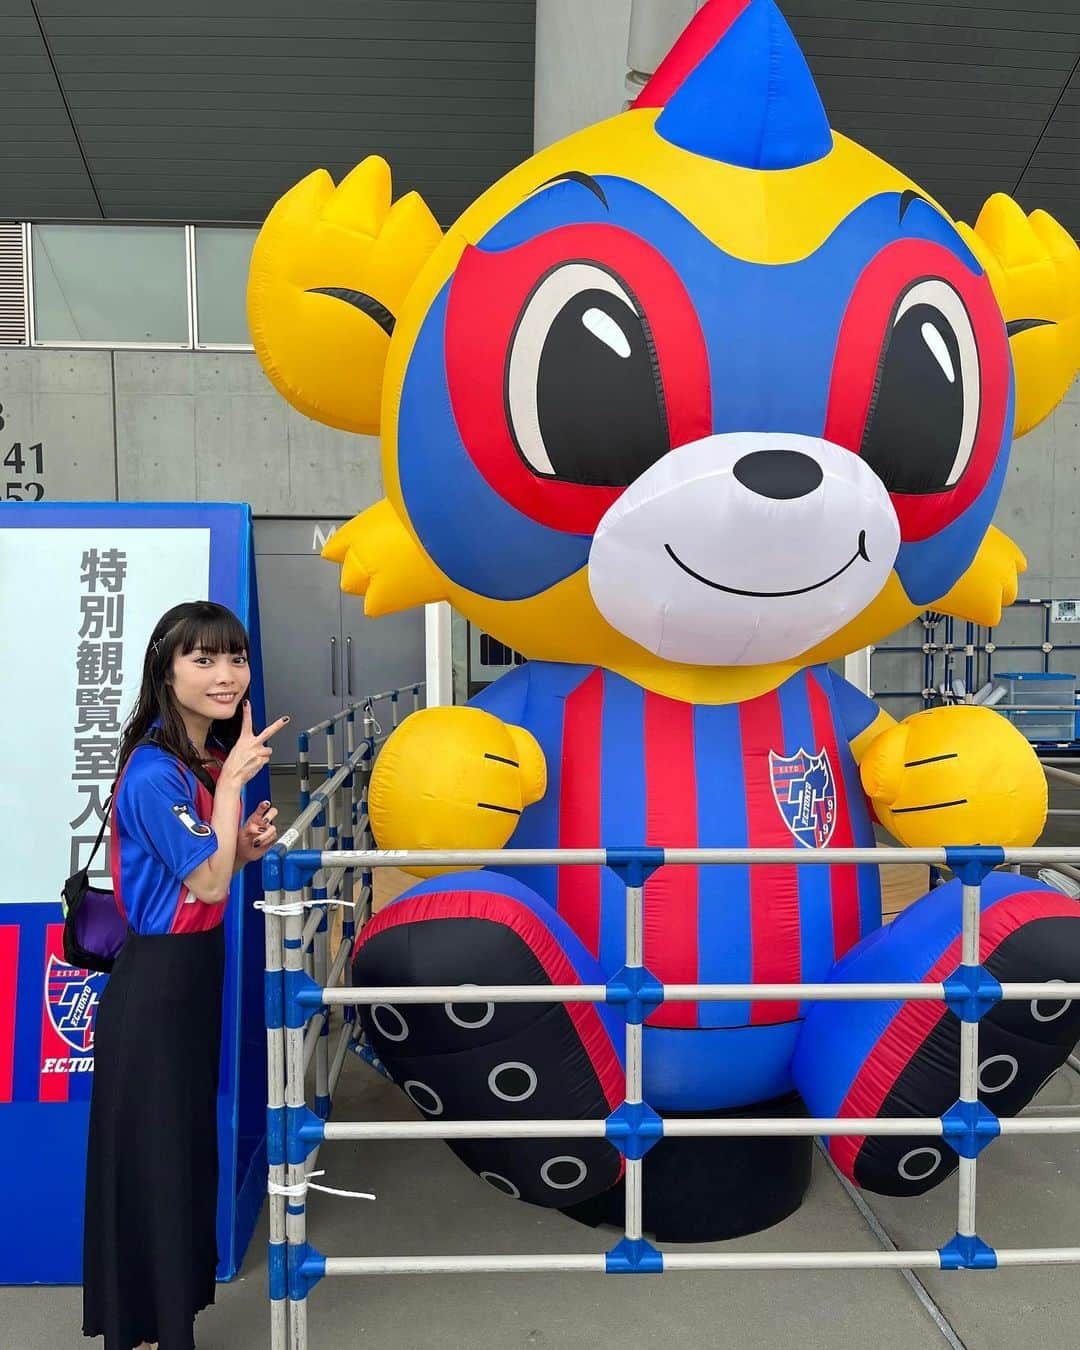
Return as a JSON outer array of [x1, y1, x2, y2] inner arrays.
[[588, 432, 901, 666]]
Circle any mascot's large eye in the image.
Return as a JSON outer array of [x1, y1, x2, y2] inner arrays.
[[861, 278, 980, 494], [505, 262, 669, 486]]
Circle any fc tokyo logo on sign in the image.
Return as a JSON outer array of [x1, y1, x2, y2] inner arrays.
[[769, 747, 837, 849], [45, 956, 105, 1053]]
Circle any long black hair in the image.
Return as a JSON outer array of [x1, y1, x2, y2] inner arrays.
[[116, 601, 250, 781]]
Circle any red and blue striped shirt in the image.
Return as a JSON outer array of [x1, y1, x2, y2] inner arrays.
[[474, 662, 882, 1031]]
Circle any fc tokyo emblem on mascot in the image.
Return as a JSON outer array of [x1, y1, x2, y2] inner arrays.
[[770, 749, 836, 849], [250, 0, 1080, 1239]]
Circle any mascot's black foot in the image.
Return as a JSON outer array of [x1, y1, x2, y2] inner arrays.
[[560, 1093, 813, 1242], [352, 876, 625, 1208], [794, 875, 1080, 1199], [851, 907, 1080, 1197]]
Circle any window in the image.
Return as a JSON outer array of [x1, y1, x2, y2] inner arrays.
[[31, 224, 189, 345], [194, 227, 257, 346]]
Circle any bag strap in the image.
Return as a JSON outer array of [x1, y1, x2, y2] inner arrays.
[[82, 800, 113, 873], [82, 732, 157, 872], [84, 732, 218, 872]]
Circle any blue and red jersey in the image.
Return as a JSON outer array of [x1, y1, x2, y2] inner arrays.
[[110, 742, 227, 937], [473, 662, 882, 1032]]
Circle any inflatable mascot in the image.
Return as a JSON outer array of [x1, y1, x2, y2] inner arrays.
[[250, 0, 1080, 1240]]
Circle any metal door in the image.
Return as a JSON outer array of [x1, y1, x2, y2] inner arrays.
[[342, 594, 425, 710], [255, 519, 348, 764]]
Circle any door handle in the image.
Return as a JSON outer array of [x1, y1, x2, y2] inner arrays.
[[346, 634, 353, 697], [330, 635, 338, 697]]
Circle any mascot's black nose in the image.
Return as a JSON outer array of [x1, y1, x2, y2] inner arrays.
[[733, 449, 823, 500]]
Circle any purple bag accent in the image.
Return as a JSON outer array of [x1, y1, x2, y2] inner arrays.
[[71, 885, 127, 964], [60, 734, 165, 972], [61, 868, 127, 974]]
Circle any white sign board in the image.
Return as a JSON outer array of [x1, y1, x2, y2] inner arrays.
[[0, 527, 210, 904]]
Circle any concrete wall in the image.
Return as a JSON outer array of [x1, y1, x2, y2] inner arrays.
[[533, 0, 633, 151], [0, 348, 382, 517], [997, 378, 1080, 602]]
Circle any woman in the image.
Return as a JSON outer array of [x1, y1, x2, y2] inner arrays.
[[83, 601, 288, 1350]]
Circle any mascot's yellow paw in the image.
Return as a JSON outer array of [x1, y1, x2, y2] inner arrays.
[[369, 706, 547, 877], [957, 195, 1080, 438], [247, 156, 442, 436], [859, 704, 1047, 849]]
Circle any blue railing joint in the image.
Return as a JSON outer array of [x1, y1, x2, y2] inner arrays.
[[288, 1241, 327, 1299], [606, 965, 664, 1023], [282, 850, 322, 892], [941, 1099, 1000, 1159], [262, 845, 287, 892], [287, 1102, 325, 1162], [944, 845, 1005, 886], [943, 964, 1003, 1023], [605, 846, 665, 889], [605, 1100, 664, 1159], [938, 1233, 998, 1270], [285, 966, 324, 1025], [268, 1240, 288, 1302], [605, 1236, 663, 1274], [266, 1103, 286, 1167], [263, 967, 283, 1029]]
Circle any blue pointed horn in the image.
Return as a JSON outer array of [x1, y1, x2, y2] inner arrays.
[[638, 0, 832, 171]]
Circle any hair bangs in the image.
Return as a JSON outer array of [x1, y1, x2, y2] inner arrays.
[[156, 601, 249, 659], [177, 607, 249, 658]]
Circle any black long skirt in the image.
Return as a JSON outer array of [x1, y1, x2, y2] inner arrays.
[[83, 924, 225, 1350]]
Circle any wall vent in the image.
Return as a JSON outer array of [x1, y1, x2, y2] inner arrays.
[[0, 223, 29, 345]]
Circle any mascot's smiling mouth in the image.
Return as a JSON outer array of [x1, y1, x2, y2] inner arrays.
[[664, 530, 870, 598]]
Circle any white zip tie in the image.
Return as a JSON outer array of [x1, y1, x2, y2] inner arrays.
[[255, 897, 358, 917], [268, 1170, 375, 1201], [255, 900, 306, 917]]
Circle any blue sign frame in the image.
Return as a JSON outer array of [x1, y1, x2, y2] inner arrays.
[[0, 501, 268, 1283]]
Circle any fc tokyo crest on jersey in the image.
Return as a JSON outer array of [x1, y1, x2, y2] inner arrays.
[[45, 956, 106, 1053], [769, 747, 837, 849]]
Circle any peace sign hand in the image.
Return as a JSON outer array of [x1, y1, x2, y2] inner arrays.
[[221, 701, 290, 789]]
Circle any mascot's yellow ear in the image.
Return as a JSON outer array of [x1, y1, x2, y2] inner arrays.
[[956, 194, 1080, 439], [247, 157, 443, 436], [931, 525, 1026, 626]]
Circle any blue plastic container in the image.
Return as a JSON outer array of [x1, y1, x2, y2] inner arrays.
[[995, 671, 1077, 742]]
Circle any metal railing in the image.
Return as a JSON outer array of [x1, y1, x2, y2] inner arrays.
[[869, 600, 1080, 728], [261, 823, 1080, 1350], [296, 683, 424, 782], [281, 686, 422, 1146]]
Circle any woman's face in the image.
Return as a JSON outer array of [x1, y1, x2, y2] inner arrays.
[[168, 645, 251, 724]]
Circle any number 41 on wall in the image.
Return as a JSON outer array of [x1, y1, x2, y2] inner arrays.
[[4, 442, 45, 501]]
